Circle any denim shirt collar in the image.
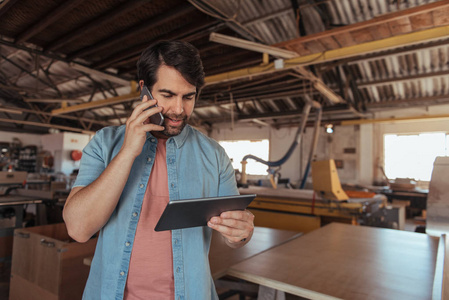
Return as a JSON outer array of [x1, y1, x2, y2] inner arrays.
[[147, 124, 190, 149]]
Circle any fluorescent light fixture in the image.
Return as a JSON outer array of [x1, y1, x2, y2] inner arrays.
[[209, 33, 298, 59], [69, 62, 131, 86], [252, 119, 270, 126]]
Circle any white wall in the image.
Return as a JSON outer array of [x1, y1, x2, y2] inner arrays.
[[0, 132, 42, 148], [371, 106, 449, 184], [210, 104, 449, 187], [210, 121, 361, 186], [41, 132, 91, 175]]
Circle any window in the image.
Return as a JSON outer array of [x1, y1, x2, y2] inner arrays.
[[384, 132, 448, 181], [219, 140, 269, 175]]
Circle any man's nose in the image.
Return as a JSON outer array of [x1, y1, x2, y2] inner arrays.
[[172, 97, 184, 115]]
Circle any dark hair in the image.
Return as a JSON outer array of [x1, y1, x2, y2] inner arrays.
[[137, 40, 205, 96]]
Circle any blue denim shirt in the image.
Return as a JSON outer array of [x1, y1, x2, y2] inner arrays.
[[73, 124, 239, 300]]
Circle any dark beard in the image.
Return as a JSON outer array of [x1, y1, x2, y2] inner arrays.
[[161, 113, 187, 137]]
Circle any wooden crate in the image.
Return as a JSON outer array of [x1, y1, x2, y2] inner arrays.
[[9, 223, 97, 300]]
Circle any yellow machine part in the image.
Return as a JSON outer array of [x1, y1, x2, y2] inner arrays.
[[311, 159, 349, 201]]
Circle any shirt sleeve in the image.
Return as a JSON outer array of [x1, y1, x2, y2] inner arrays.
[[73, 130, 106, 188], [218, 147, 239, 197]]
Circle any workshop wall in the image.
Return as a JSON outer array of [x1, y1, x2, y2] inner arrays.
[[41, 132, 91, 176], [211, 123, 362, 187], [372, 105, 449, 185], [0, 132, 42, 148]]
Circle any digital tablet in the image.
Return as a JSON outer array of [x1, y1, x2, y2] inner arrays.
[[154, 194, 256, 231]]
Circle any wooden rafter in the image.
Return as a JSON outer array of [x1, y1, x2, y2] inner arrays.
[[15, 0, 86, 43], [275, 0, 449, 54]]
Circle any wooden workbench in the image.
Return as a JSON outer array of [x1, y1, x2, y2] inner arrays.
[[209, 226, 301, 279], [227, 223, 439, 300], [239, 186, 386, 233]]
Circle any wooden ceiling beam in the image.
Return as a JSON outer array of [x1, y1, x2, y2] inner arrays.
[[68, 3, 196, 59], [0, 117, 95, 135], [341, 113, 449, 125], [15, 0, 85, 43], [358, 70, 449, 88], [51, 92, 139, 115], [0, 105, 113, 126], [367, 95, 449, 109], [23, 98, 84, 104], [0, 0, 19, 18], [93, 18, 220, 69], [197, 89, 319, 108], [275, 0, 449, 50], [320, 38, 449, 70], [205, 25, 449, 85], [46, 0, 145, 51]]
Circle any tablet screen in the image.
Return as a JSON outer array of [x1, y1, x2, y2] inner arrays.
[[154, 194, 256, 231]]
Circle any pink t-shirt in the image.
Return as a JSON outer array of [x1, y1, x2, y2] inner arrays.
[[124, 139, 174, 299]]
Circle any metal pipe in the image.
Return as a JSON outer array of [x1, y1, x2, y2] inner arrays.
[[240, 102, 312, 185], [300, 102, 322, 189]]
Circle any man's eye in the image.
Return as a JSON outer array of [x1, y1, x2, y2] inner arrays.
[[162, 94, 172, 98], [184, 96, 195, 101]]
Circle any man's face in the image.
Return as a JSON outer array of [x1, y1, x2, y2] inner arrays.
[[145, 65, 196, 137]]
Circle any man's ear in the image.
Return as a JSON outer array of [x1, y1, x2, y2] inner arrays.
[[139, 80, 144, 90]]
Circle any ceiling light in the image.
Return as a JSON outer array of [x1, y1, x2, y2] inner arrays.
[[325, 124, 334, 134], [209, 33, 298, 59]]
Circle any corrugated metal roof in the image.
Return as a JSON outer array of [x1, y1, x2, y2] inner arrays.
[[0, 0, 448, 133]]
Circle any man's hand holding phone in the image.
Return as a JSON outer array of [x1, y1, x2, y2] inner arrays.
[[140, 85, 164, 126], [120, 87, 165, 159]]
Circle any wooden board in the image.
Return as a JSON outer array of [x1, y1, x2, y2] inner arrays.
[[209, 227, 301, 279], [9, 274, 58, 300], [432, 234, 449, 300], [228, 223, 438, 300], [444, 234, 449, 300]]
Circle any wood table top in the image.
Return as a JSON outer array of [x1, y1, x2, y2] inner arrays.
[[227, 223, 439, 300], [209, 226, 302, 279]]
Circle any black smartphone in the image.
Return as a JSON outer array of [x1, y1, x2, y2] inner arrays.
[[140, 85, 164, 126]]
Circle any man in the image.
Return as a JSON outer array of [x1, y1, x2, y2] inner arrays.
[[63, 40, 254, 300]]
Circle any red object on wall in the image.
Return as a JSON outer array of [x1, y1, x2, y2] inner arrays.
[[70, 150, 83, 161]]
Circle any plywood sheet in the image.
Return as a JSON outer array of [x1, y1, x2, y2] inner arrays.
[[228, 223, 438, 300]]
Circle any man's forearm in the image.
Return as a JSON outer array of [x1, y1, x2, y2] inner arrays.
[[63, 150, 136, 242]]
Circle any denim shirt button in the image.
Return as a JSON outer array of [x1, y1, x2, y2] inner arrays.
[[125, 242, 130, 246], [176, 267, 180, 273], [120, 271, 125, 276], [139, 184, 144, 188], [132, 212, 138, 217], [147, 157, 152, 162], [171, 183, 175, 188]]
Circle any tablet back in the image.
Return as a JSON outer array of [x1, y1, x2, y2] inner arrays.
[[154, 194, 256, 231]]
